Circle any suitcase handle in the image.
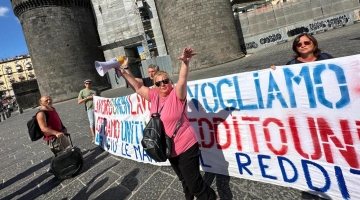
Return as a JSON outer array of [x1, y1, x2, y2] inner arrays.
[[51, 133, 74, 154]]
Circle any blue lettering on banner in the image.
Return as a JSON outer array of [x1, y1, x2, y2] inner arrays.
[[235, 152, 253, 175], [199, 153, 212, 168], [106, 138, 118, 153], [121, 142, 131, 158], [233, 76, 258, 110], [217, 79, 237, 111], [258, 154, 277, 180], [121, 120, 144, 144], [234, 153, 355, 198], [201, 83, 219, 112], [302, 159, 331, 192], [266, 73, 288, 108], [133, 144, 153, 162], [186, 63, 349, 113], [313, 64, 350, 109], [278, 156, 298, 183], [253, 72, 264, 109], [110, 96, 131, 115], [335, 166, 349, 199], [187, 84, 199, 111]]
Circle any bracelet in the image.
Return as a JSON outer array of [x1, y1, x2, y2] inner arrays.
[[121, 66, 129, 70]]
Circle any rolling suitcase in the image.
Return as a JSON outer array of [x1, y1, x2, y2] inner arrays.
[[50, 133, 84, 180]]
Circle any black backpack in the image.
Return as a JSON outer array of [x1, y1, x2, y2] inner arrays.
[[141, 97, 186, 162], [27, 110, 49, 141]]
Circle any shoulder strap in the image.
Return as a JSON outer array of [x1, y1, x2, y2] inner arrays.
[[37, 110, 49, 120], [171, 101, 187, 139], [157, 95, 165, 114], [290, 58, 296, 64], [38, 109, 66, 130], [320, 53, 329, 59]]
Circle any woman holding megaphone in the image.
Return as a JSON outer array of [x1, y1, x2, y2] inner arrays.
[[117, 47, 218, 200]]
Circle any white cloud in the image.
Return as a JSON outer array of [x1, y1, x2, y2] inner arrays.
[[0, 7, 10, 17]]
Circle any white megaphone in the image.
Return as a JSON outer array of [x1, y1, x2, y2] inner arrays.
[[95, 57, 124, 77]]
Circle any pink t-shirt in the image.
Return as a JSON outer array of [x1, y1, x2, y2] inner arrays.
[[149, 88, 198, 157]]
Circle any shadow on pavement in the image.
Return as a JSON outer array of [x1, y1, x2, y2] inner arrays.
[[71, 163, 120, 200], [203, 172, 232, 200], [0, 157, 52, 191], [95, 168, 140, 200], [1, 146, 108, 199]]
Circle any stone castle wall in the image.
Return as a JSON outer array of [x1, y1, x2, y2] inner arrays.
[[155, 0, 244, 73], [11, 0, 109, 102]]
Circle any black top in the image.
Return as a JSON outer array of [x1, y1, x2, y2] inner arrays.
[[142, 77, 154, 87], [286, 53, 334, 65]]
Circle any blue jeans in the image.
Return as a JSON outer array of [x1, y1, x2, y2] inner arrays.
[[87, 108, 95, 127]]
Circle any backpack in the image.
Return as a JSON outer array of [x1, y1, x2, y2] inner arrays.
[[289, 53, 329, 64], [27, 110, 49, 141], [141, 97, 186, 162]]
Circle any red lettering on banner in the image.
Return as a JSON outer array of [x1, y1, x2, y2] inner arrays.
[[106, 118, 111, 137], [136, 95, 143, 114], [198, 118, 215, 148], [107, 99, 112, 115], [242, 117, 260, 152], [95, 116, 105, 132], [111, 119, 120, 139], [356, 120, 360, 140], [289, 117, 321, 160], [318, 118, 359, 169], [263, 118, 288, 155], [141, 95, 151, 113], [232, 116, 242, 151], [213, 117, 231, 149], [129, 95, 136, 115]]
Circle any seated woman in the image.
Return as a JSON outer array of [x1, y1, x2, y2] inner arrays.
[[117, 47, 218, 200], [271, 33, 333, 69]]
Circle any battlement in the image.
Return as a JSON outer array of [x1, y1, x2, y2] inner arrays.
[[12, 0, 91, 17]]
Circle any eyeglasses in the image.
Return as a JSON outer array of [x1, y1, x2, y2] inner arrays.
[[85, 82, 92, 85], [155, 78, 170, 87], [296, 41, 312, 48]]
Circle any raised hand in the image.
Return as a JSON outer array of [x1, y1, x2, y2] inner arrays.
[[177, 47, 197, 63]]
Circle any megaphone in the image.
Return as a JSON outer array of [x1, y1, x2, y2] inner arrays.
[[95, 57, 124, 77]]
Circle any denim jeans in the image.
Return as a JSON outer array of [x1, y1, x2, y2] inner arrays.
[[87, 108, 95, 127]]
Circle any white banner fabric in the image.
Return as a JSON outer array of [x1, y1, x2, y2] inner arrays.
[[94, 54, 360, 200]]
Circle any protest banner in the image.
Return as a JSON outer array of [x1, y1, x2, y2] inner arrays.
[[94, 54, 360, 199]]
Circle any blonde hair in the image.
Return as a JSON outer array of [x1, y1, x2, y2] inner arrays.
[[153, 70, 172, 86]]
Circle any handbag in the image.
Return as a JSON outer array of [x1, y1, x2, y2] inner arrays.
[[141, 96, 186, 162]]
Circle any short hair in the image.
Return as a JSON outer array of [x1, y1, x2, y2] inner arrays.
[[153, 70, 172, 85], [292, 33, 321, 58], [148, 64, 159, 71]]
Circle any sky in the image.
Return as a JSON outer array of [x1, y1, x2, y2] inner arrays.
[[0, 1, 28, 60]]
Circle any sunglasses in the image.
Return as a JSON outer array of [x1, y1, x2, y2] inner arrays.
[[155, 78, 170, 87], [85, 82, 92, 85], [296, 41, 312, 48]]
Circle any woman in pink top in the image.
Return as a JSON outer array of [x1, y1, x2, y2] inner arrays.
[[118, 47, 217, 200]]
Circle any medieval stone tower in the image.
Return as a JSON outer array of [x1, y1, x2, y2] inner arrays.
[[154, 0, 244, 73], [11, 0, 109, 102]]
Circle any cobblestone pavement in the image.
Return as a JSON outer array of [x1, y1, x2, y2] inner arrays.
[[0, 23, 359, 200]]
